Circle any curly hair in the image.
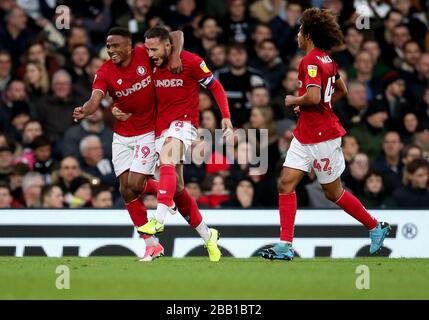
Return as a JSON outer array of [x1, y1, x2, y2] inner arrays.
[[300, 8, 344, 51]]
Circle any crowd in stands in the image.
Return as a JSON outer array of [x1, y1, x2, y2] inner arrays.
[[1, 0, 429, 210]]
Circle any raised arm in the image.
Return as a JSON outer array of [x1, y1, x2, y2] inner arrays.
[[168, 30, 184, 73], [72, 90, 104, 122]]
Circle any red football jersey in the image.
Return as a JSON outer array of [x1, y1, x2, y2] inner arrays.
[[293, 48, 346, 144], [92, 46, 156, 137], [153, 50, 214, 137]]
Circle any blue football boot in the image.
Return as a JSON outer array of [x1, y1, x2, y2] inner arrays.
[[259, 243, 294, 261], [369, 222, 391, 254]]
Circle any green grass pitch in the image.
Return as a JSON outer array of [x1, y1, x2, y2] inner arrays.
[[1, 257, 428, 299]]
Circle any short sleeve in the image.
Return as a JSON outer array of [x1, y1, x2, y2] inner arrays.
[[302, 56, 322, 89], [92, 67, 107, 96], [190, 55, 214, 88]]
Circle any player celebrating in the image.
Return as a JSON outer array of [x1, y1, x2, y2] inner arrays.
[[260, 8, 391, 261], [73, 27, 183, 262], [115, 27, 233, 262]]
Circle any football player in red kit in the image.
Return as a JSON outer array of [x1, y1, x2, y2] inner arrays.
[[73, 27, 183, 261], [260, 8, 391, 261], [113, 27, 233, 262]]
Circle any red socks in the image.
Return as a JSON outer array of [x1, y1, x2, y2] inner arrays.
[[174, 188, 203, 228], [157, 164, 176, 207], [279, 192, 297, 242], [125, 197, 148, 227], [143, 178, 158, 195], [335, 190, 378, 230]]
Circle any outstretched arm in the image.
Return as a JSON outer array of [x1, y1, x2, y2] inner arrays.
[[169, 30, 184, 73], [73, 90, 104, 122]]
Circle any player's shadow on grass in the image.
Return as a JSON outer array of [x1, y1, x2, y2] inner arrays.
[[355, 245, 392, 257], [250, 244, 300, 258], [185, 245, 233, 257]]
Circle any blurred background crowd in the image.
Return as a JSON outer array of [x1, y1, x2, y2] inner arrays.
[[0, 0, 429, 210]]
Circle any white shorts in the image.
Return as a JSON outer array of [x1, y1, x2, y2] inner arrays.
[[283, 137, 345, 184], [155, 120, 198, 161], [112, 131, 157, 177]]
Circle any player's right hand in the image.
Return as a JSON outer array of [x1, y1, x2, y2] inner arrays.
[[112, 106, 131, 121], [73, 106, 85, 122], [293, 105, 301, 115]]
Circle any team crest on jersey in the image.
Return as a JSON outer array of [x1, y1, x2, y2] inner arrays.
[[117, 79, 122, 85], [200, 61, 210, 73], [307, 65, 318, 78], [136, 66, 146, 76]]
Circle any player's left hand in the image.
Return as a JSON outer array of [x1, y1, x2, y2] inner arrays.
[[168, 54, 183, 74], [221, 118, 233, 138], [112, 106, 131, 121], [285, 95, 296, 107]]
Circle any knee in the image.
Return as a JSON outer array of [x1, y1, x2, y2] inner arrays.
[[323, 189, 343, 202], [128, 179, 145, 196], [120, 184, 134, 203], [277, 177, 295, 194]]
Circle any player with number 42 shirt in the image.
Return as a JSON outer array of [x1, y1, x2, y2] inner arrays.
[[260, 8, 391, 261]]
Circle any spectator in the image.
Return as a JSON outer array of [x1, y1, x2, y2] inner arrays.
[[414, 122, 429, 159], [0, 79, 30, 134], [163, 0, 196, 31], [342, 152, 370, 195], [401, 144, 424, 185], [66, 44, 91, 86], [0, 145, 15, 181], [406, 53, 429, 100], [9, 163, 30, 206], [23, 61, 50, 101], [349, 104, 389, 160], [187, 16, 221, 58], [52, 156, 82, 194], [360, 170, 396, 209], [372, 71, 411, 130], [91, 184, 113, 208], [21, 171, 45, 208], [78, 135, 116, 189], [0, 6, 33, 68], [215, 43, 265, 127], [334, 80, 368, 131], [375, 9, 403, 63], [207, 44, 227, 71], [341, 135, 359, 175], [393, 159, 429, 207], [401, 112, 419, 145], [388, 23, 412, 68], [35, 70, 85, 144], [0, 183, 13, 208], [17, 41, 61, 79], [248, 23, 272, 61], [222, 177, 259, 208], [32, 134, 58, 184], [361, 40, 390, 79], [373, 131, 404, 191], [416, 85, 429, 128], [198, 173, 230, 208], [185, 180, 203, 202], [221, 0, 257, 46], [62, 107, 113, 159], [272, 69, 298, 120], [0, 50, 12, 92], [65, 176, 92, 208], [115, 0, 154, 40], [348, 50, 380, 101], [399, 40, 422, 73], [333, 26, 364, 70], [41, 185, 64, 208], [250, 39, 286, 95]]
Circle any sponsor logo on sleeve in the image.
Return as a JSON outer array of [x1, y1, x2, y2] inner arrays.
[[200, 61, 210, 73], [307, 65, 318, 78]]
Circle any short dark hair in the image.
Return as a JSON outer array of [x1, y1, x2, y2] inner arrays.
[[406, 159, 429, 174], [91, 185, 112, 199], [42, 185, 59, 199], [144, 27, 170, 42], [107, 27, 132, 39], [31, 135, 51, 150], [227, 42, 247, 54], [0, 182, 11, 194]]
